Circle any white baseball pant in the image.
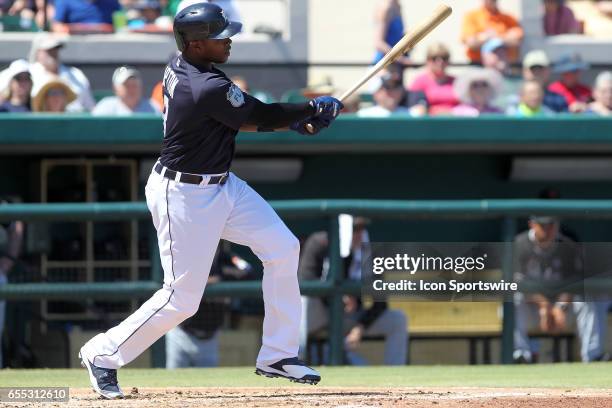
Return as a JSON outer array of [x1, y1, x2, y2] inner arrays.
[[82, 167, 301, 368]]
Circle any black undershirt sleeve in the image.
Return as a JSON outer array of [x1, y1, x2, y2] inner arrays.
[[244, 98, 315, 131]]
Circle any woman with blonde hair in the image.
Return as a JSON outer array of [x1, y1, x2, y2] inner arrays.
[[409, 43, 459, 115]]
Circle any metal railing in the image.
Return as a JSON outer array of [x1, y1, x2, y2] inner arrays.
[[2, 199, 612, 365]]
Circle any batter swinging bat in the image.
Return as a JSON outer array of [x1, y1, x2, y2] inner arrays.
[[305, 4, 453, 134]]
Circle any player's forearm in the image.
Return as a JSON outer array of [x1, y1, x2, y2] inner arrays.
[[245, 100, 314, 131]]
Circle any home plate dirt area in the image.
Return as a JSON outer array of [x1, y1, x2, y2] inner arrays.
[[42, 387, 612, 408]]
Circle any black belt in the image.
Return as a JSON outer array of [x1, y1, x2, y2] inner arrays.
[[154, 162, 228, 185]]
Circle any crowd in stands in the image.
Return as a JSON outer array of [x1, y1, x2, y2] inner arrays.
[[357, 0, 612, 117], [0, 33, 158, 114], [1, 0, 612, 117], [0, 0, 236, 33]]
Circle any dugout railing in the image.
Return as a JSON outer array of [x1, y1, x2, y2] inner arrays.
[[1, 199, 612, 366]]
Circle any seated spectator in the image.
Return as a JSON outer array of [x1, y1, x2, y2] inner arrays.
[[93, 66, 159, 115], [452, 68, 503, 116], [4, 0, 55, 30], [548, 54, 592, 112], [299, 215, 408, 366], [481, 38, 510, 74], [358, 71, 427, 117], [125, 0, 172, 31], [520, 50, 568, 113], [373, 0, 409, 66], [409, 43, 459, 115], [507, 80, 554, 117], [0, 59, 32, 113], [544, 0, 581, 35], [52, 0, 120, 33], [480, 37, 522, 108], [31, 77, 77, 112], [462, 0, 524, 64], [29, 33, 95, 112], [513, 216, 606, 363], [587, 71, 612, 116]]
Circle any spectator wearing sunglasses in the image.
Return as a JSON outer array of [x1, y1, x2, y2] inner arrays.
[[0, 59, 33, 113], [409, 43, 459, 115], [452, 68, 503, 116]]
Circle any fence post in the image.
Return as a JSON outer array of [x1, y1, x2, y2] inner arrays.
[[501, 216, 517, 364], [327, 215, 344, 365]]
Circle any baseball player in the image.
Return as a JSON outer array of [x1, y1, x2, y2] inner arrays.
[[78, 2, 343, 399]]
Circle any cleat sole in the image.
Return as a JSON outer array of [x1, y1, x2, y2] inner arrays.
[[255, 368, 320, 385]]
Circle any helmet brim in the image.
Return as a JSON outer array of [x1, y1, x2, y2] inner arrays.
[[209, 21, 242, 39]]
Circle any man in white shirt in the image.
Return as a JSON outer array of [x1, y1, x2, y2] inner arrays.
[[93, 66, 159, 116], [29, 33, 96, 112], [358, 72, 427, 117]]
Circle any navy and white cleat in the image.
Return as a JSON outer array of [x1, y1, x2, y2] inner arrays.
[[255, 357, 321, 385], [79, 348, 124, 399]]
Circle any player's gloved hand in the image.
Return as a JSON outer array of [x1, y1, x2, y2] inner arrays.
[[290, 116, 330, 136], [309, 96, 344, 121]]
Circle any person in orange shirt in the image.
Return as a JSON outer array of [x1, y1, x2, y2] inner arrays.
[[462, 0, 524, 64]]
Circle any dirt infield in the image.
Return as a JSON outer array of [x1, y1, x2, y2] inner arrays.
[[18, 387, 612, 408]]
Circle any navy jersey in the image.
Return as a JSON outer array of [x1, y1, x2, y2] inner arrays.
[[159, 55, 256, 174]]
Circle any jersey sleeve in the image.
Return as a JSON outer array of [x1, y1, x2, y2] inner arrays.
[[195, 74, 256, 131], [53, 0, 69, 23]]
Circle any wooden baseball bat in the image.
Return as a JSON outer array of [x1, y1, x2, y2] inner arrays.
[[305, 4, 453, 134]]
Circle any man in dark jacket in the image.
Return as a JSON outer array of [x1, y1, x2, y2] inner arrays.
[[298, 215, 408, 365]]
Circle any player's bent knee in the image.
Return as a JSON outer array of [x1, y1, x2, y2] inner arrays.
[[262, 231, 300, 262], [169, 298, 201, 322]]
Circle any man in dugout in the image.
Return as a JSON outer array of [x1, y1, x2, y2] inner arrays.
[[298, 215, 408, 365], [513, 215, 607, 363]]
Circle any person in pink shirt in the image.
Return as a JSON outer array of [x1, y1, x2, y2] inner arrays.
[[452, 68, 503, 117], [543, 0, 581, 36], [409, 43, 459, 115]]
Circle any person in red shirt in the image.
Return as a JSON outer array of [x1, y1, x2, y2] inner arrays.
[[548, 54, 592, 112]]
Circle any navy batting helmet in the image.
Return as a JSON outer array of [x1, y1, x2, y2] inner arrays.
[[173, 3, 242, 52]]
